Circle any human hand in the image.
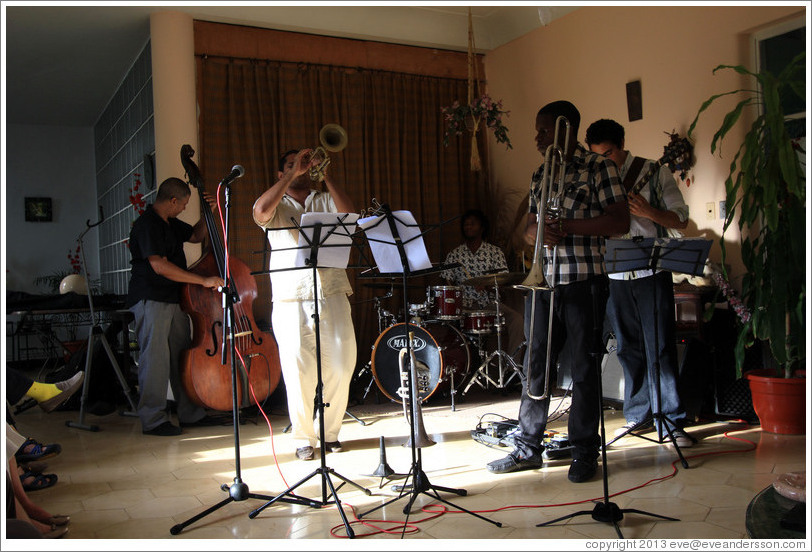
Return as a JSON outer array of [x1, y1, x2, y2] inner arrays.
[[201, 192, 219, 212], [202, 276, 225, 290], [543, 215, 565, 246], [628, 192, 653, 219]]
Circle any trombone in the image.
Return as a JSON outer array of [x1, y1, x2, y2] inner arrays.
[[307, 123, 348, 182], [516, 115, 571, 400], [397, 334, 435, 448]]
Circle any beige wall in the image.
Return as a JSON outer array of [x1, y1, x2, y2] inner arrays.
[[483, 5, 804, 286]]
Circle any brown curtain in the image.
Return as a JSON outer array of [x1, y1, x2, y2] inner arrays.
[[195, 55, 488, 376]]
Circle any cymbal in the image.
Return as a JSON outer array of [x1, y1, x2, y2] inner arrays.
[[462, 271, 528, 287]]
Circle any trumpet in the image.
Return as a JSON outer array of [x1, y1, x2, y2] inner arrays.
[[307, 123, 348, 182], [517, 115, 571, 400]]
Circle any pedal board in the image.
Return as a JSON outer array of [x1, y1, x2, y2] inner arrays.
[[470, 420, 573, 460]]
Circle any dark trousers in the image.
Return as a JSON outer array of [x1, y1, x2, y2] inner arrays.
[[7, 367, 34, 405], [606, 271, 686, 432], [514, 276, 607, 461]]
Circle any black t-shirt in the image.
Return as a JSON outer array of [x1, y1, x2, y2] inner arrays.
[[126, 204, 194, 307]]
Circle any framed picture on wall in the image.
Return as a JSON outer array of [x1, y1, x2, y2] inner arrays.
[[24, 197, 53, 222]]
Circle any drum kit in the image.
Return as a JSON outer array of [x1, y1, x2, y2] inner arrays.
[[365, 271, 527, 406]]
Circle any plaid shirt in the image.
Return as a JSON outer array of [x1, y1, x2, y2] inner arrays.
[[529, 144, 625, 285]]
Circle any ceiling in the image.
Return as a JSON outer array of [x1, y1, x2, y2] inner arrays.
[[2, 4, 579, 127]]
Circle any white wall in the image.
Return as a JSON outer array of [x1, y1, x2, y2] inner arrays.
[[5, 124, 99, 294]]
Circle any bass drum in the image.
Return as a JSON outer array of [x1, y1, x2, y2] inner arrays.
[[371, 321, 470, 403]]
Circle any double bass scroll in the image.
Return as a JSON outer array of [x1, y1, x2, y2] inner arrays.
[[178, 145, 282, 411]]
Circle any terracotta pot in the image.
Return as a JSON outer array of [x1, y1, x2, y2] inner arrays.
[[745, 369, 806, 435]]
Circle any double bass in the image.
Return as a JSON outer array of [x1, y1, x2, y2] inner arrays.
[[179, 145, 281, 411]]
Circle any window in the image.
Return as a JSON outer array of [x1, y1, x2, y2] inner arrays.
[[752, 17, 806, 140]]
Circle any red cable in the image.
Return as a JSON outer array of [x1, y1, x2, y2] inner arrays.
[[325, 424, 758, 537]]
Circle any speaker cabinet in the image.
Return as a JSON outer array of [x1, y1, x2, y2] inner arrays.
[[555, 338, 625, 402]]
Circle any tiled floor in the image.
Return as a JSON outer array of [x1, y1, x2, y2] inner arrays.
[[5, 384, 808, 544]]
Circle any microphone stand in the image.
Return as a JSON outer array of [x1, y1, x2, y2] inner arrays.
[[536, 279, 678, 537], [66, 208, 139, 431], [170, 171, 315, 536]]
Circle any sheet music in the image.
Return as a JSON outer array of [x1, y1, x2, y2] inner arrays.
[[295, 212, 358, 269], [358, 210, 433, 273]]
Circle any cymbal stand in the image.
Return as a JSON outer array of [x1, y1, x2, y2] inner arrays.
[[461, 278, 521, 396], [356, 205, 501, 532]]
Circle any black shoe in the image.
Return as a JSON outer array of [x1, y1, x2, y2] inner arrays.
[[324, 441, 343, 452], [486, 452, 543, 474], [568, 458, 598, 483], [143, 422, 182, 436], [180, 415, 226, 428]]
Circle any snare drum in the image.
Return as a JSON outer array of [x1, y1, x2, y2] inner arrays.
[[428, 286, 464, 320], [462, 309, 504, 334]]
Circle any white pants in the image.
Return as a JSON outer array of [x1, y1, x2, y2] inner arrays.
[[272, 295, 357, 448]]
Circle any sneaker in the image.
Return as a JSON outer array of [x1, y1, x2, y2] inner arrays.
[[670, 429, 695, 448], [613, 420, 652, 439], [39, 371, 85, 413], [324, 441, 343, 453], [568, 457, 598, 483], [486, 452, 543, 474], [143, 421, 182, 436], [296, 446, 315, 461]]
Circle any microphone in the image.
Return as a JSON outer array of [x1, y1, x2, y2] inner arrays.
[[220, 165, 244, 186]]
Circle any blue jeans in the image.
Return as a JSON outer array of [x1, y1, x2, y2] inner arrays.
[[514, 277, 607, 461], [606, 272, 686, 432]]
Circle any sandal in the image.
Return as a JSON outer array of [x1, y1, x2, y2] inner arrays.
[[20, 471, 58, 492], [46, 515, 70, 526], [15, 438, 62, 462], [21, 460, 49, 474]]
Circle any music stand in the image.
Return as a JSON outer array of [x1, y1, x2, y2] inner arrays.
[[248, 212, 372, 539], [354, 205, 502, 532], [603, 237, 711, 468], [170, 170, 315, 536]]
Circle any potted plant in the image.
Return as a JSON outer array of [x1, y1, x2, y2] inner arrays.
[[688, 52, 805, 434]]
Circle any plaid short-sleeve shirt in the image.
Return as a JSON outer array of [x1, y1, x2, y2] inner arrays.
[[529, 144, 625, 285]]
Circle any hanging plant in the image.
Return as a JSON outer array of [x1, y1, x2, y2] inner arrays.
[[440, 7, 512, 172], [441, 95, 512, 150]]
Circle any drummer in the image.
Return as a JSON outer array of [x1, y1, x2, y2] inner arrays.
[[440, 209, 523, 354]]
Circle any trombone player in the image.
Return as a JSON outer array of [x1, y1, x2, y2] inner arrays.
[[252, 127, 356, 462], [486, 101, 629, 483]]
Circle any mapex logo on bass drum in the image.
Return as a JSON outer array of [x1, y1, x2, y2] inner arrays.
[[386, 335, 427, 351]]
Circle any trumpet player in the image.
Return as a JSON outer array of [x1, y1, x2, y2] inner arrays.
[[253, 148, 356, 462], [486, 101, 629, 484]]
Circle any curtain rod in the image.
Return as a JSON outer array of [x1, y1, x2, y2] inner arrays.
[[196, 53, 484, 85]]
